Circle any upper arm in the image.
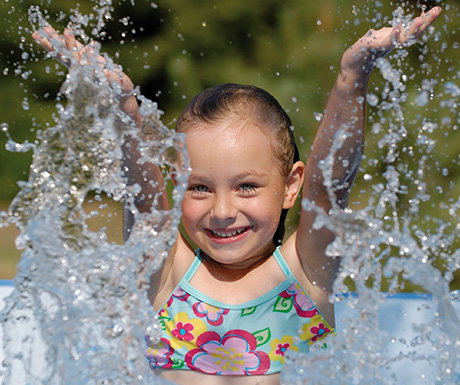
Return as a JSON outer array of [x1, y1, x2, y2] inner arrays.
[[294, 81, 366, 290], [122, 134, 170, 240]]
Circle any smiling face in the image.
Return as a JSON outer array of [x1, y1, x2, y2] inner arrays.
[[181, 119, 300, 268]]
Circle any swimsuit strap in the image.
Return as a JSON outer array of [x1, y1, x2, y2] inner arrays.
[[182, 249, 203, 282], [184, 247, 292, 282], [272, 246, 293, 278]]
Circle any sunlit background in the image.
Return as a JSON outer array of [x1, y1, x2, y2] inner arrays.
[[1, 0, 458, 290]]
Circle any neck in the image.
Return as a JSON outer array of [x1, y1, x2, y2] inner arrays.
[[200, 244, 276, 281]]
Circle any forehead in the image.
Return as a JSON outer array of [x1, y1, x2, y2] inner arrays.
[[184, 119, 280, 173], [185, 118, 275, 149]]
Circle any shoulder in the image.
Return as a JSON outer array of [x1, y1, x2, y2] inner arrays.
[[148, 231, 196, 311], [280, 233, 337, 327]]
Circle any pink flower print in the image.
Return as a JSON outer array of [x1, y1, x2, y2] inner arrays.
[[310, 322, 331, 342], [173, 286, 190, 302], [165, 286, 190, 308], [164, 312, 207, 350], [276, 343, 289, 355], [299, 314, 333, 346], [172, 321, 195, 342], [185, 329, 270, 375], [280, 283, 317, 318], [193, 301, 229, 326], [268, 336, 299, 364], [144, 336, 175, 369]]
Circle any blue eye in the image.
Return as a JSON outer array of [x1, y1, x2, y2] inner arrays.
[[190, 185, 209, 193], [239, 184, 257, 193]]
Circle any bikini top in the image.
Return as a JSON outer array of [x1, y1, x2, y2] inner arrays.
[[144, 247, 334, 376]]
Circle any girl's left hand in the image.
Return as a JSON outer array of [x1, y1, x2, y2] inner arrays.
[[340, 6, 442, 79]]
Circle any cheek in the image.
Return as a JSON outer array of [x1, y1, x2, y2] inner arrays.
[[249, 197, 283, 227], [181, 198, 202, 226], [181, 195, 217, 227]]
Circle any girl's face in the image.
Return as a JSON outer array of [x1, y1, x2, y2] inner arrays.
[[181, 119, 303, 268]]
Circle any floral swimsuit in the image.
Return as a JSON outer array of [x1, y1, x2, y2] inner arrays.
[[145, 247, 334, 375]]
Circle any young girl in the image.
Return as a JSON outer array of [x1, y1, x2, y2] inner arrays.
[[33, 7, 441, 385]]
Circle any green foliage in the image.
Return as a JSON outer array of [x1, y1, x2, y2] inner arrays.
[[1, 0, 459, 286], [0, 1, 457, 201]]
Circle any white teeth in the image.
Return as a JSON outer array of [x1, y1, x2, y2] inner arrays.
[[212, 228, 246, 238]]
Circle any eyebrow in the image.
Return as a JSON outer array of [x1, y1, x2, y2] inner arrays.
[[232, 171, 268, 180], [188, 170, 268, 184]]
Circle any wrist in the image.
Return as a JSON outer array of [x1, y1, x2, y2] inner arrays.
[[335, 67, 371, 96]]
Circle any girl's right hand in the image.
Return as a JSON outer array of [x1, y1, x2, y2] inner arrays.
[[32, 26, 139, 122]]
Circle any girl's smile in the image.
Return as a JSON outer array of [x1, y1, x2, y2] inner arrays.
[[205, 226, 252, 243]]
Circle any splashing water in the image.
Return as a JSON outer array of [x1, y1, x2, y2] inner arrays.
[[288, 6, 460, 385], [1, 3, 188, 384], [1, 1, 460, 385]]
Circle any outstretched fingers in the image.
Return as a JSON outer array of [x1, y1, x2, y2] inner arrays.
[[32, 26, 58, 53], [32, 26, 89, 68], [363, 6, 442, 54], [398, 6, 442, 46]]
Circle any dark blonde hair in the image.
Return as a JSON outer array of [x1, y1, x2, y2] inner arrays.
[[176, 83, 300, 245]]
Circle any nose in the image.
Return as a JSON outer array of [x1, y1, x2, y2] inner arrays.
[[211, 193, 237, 222]]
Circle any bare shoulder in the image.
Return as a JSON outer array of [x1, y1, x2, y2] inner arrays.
[[280, 231, 337, 327], [148, 232, 195, 311]]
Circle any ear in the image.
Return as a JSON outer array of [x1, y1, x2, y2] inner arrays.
[[283, 161, 305, 209]]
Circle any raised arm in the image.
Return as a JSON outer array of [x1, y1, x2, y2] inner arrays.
[[32, 27, 170, 240], [296, 7, 442, 289]]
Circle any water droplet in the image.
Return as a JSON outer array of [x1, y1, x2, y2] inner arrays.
[[22, 97, 30, 111], [371, 122, 382, 134], [367, 93, 379, 106], [313, 112, 323, 122], [415, 91, 429, 106], [110, 323, 123, 338]]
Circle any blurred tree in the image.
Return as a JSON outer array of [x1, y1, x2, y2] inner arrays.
[[0, 0, 459, 286]]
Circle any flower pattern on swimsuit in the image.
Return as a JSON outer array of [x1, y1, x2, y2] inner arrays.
[[268, 335, 299, 364], [164, 311, 207, 350], [299, 314, 333, 346], [277, 282, 318, 318], [145, 337, 175, 370], [193, 301, 229, 326], [185, 329, 270, 375], [193, 301, 230, 326], [166, 286, 190, 308]]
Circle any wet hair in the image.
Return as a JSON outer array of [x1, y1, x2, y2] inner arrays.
[[176, 83, 300, 245]]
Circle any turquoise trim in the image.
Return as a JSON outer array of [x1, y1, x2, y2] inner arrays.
[[182, 250, 202, 281], [273, 246, 291, 277], [177, 247, 299, 309], [179, 274, 296, 310]]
